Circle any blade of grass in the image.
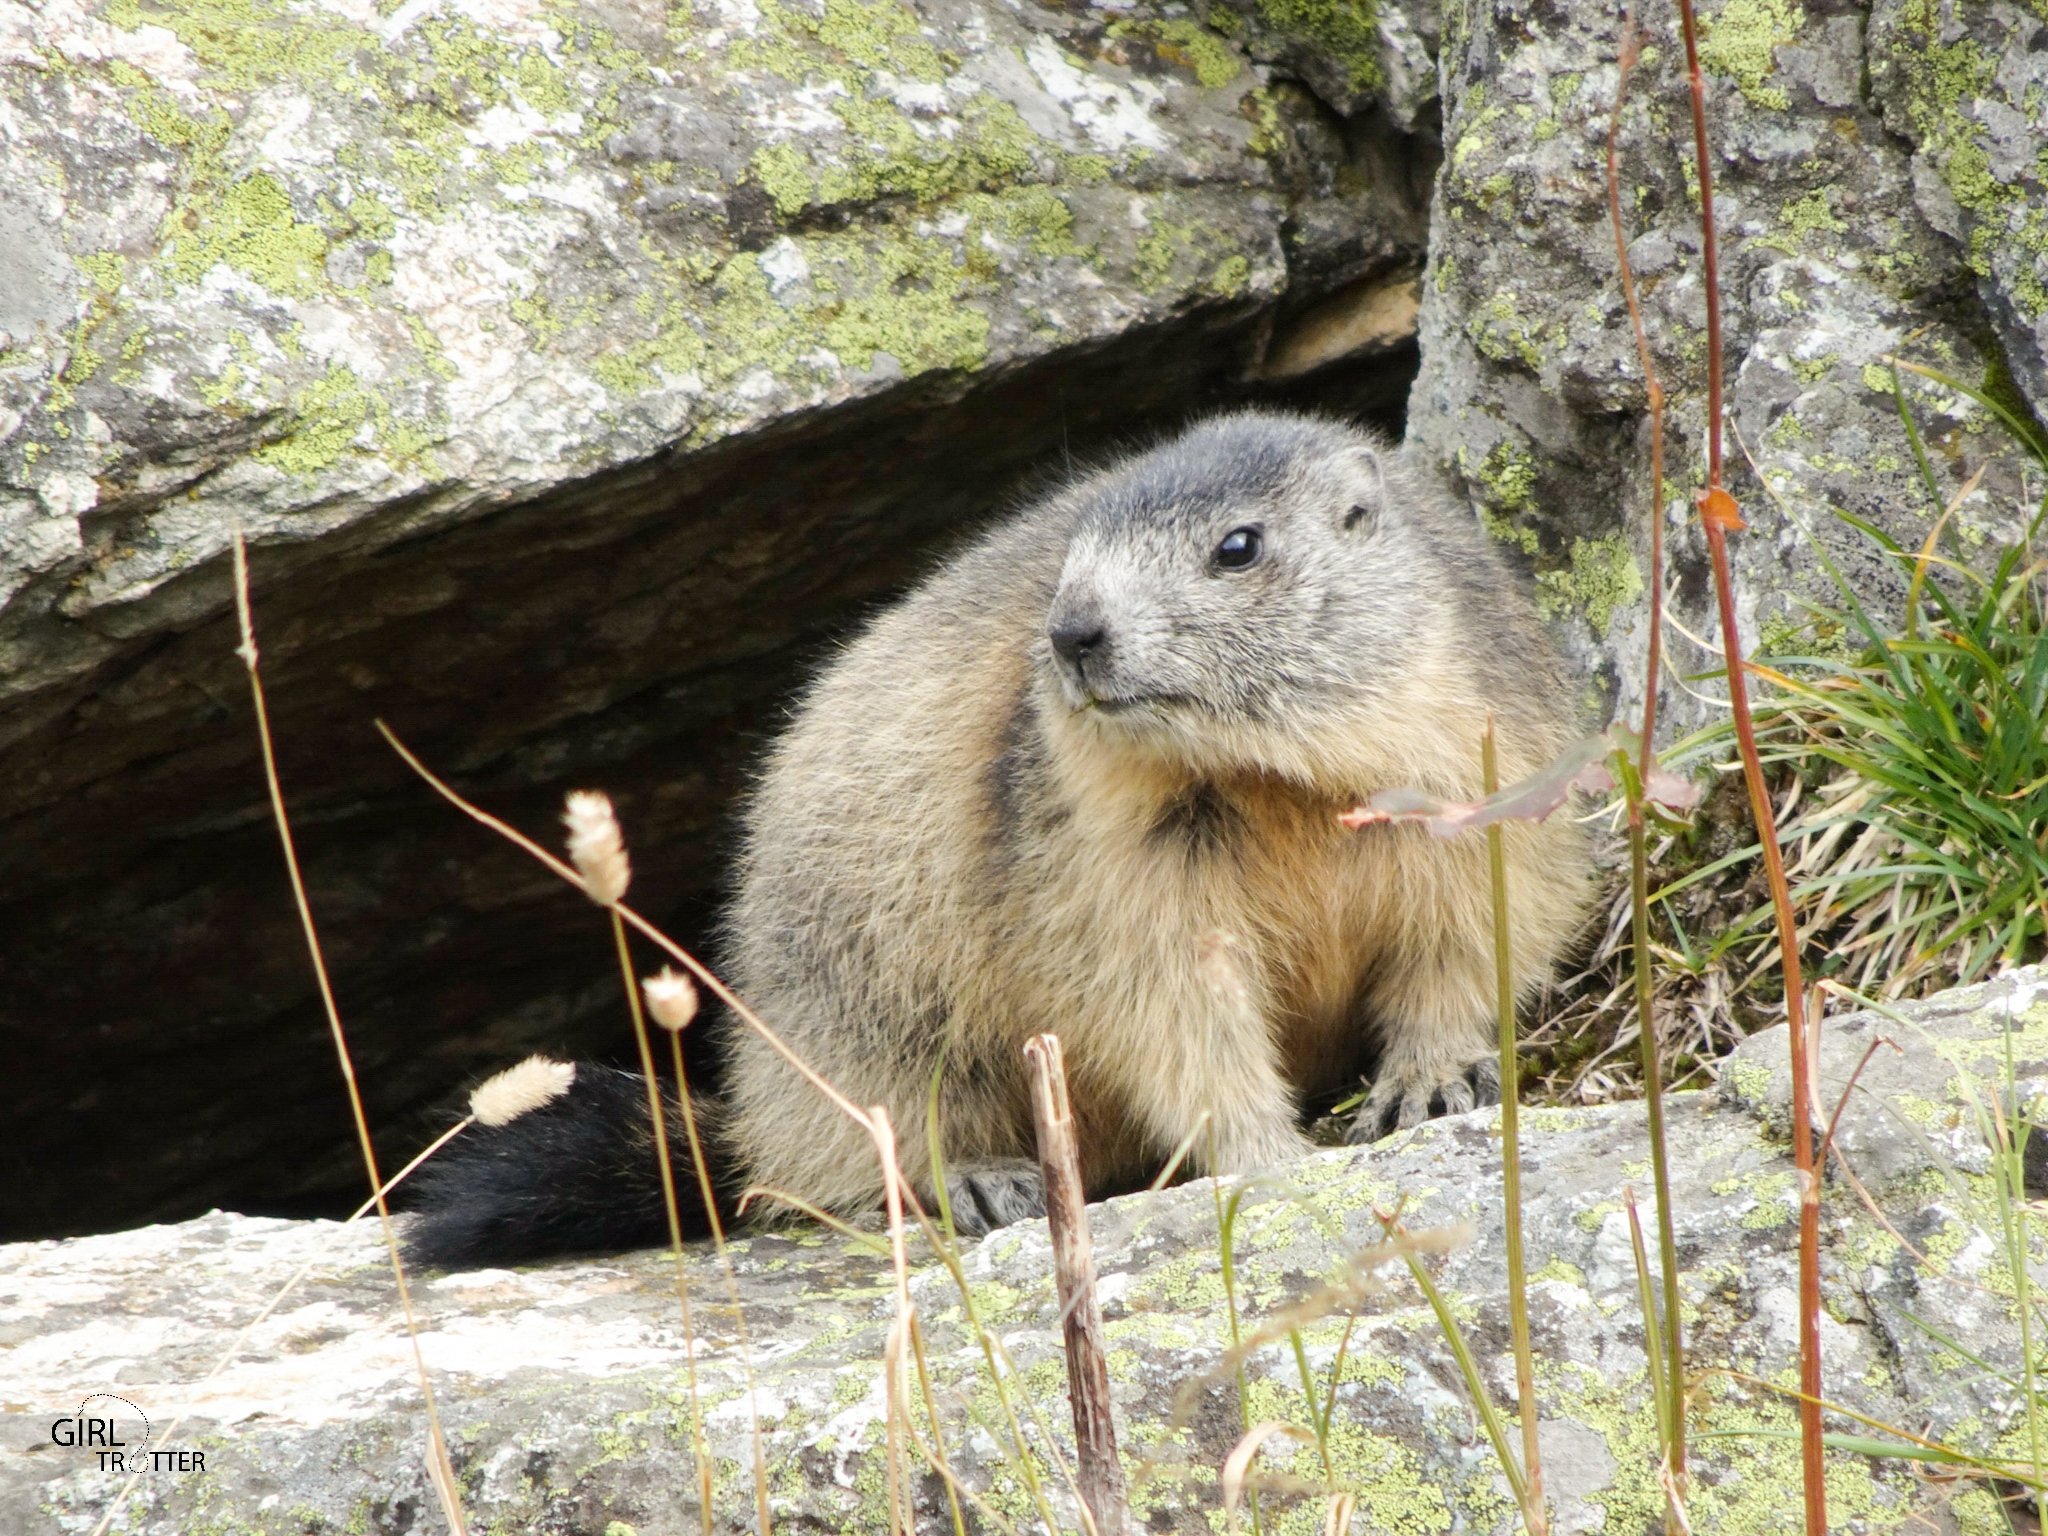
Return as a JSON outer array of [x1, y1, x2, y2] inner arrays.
[[1485, 720, 1547, 1536], [1373, 1207, 1531, 1520]]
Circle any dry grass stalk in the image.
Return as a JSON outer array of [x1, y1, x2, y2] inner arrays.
[[1026, 1033, 1129, 1536], [646, 964, 773, 1536], [577, 799, 717, 1535], [1603, 7, 1689, 1511], [1673, 2, 1826, 1526], [868, 1107, 918, 1536], [150, 533, 471, 1536], [1158, 1224, 1459, 1449], [85, 1110, 475, 1536], [1222, 1423, 1314, 1526]]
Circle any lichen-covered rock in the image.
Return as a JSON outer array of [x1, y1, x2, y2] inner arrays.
[[7, 968, 2042, 1534], [0, 0, 1352, 681], [0, 0, 1432, 1241], [1404, 0, 2046, 731], [1186, 0, 1439, 126], [1870, 0, 2048, 426]]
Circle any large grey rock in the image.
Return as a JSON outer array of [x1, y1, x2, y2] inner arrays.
[[1405, 0, 2046, 731], [0, 0, 1430, 1240], [6, 968, 2044, 1533]]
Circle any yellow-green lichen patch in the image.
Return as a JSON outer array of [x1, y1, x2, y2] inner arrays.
[[1444, 77, 1492, 163], [1719, 1055, 1776, 1108], [753, 0, 950, 84], [748, 93, 1041, 219], [1758, 187, 1847, 256], [1233, 1374, 1453, 1535], [59, 0, 657, 484], [1127, 1246, 1232, 1315], [1253, 0, 1384, 95], [1469, 288, 1544, 370], [1882, 6, 2048, 316], [587, 199, 1010, 411], [1107, 18, 1243, 90], [1710, 1168, 1798, 1230], [1128, 202, 1263, 300], [1462, 442, 1544, 555], [1697, 0, 1805, 111], [1209, 253, 1252, 297], [104, 0, 361, 94], [1575, 1198, 1623, 1235], [1535, 533, 1644, 636], [251, 362, 438, 477], [1530, 1257, 1587, 1287], [161, 171, 330, 299], [1519, 1106, 1598, 1135]]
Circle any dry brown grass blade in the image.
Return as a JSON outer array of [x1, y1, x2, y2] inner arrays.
[[869, 1108, 917, 1536], [105, 535, 470, 1536], [1159, 1224, 1464, 1446], [659, 1025, 775, 1536]]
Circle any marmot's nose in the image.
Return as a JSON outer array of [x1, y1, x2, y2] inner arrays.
[[1048, 614, 1108, 673]]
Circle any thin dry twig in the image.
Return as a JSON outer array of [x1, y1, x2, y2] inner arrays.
[[173, 535, 468, 1536], [1027, 1034, 1129, 1536], [86, 1114, 473, 1536]]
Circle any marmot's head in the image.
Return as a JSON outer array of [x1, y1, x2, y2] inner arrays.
[[1038, 411, 1479, 778]]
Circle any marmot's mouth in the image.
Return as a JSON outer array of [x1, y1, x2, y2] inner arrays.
[[1088, 691, 1196, 715]]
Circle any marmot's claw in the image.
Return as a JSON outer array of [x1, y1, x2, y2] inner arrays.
[[1346, 1056, 1502, 1144], [941, 1159, 1046, 1237]]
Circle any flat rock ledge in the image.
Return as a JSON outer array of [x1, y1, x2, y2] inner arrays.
[[8, 967, 2047, 1534]]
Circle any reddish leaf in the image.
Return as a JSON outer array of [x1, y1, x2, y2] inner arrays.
[[1698, 485, 1744, 532], [1341, 725, 1700, 838]]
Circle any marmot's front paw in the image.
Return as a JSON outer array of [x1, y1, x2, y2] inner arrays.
[[941, 1159, 1046, 1236], [1345, 1056, 1501, 1144]]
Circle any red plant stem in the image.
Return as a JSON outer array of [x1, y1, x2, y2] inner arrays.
[[1701, 525, 1824, 1519], [1677, 5, 1824, 1531]]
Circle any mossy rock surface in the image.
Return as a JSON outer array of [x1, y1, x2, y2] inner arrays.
[[7, 968, 2040, 1532]]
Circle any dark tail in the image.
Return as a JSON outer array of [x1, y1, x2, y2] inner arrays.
[[402, 1063, 733, 1268]]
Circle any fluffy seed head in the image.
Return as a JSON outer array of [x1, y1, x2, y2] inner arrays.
[[563, 790, 630, 906], [642, 967, 701, 1032], [469, 1056, 577, 1126]]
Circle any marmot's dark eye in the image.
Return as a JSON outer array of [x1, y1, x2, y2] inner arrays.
[[1214, 526, 1263, 570]]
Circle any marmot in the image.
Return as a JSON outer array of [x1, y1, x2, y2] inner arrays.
[[407, 411, 1594, 1264]]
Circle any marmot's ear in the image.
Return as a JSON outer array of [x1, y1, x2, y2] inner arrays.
[[1338, 446, 1387, 533]]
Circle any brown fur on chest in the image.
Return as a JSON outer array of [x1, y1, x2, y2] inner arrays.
[[1153, 774, 1404, 1092]]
